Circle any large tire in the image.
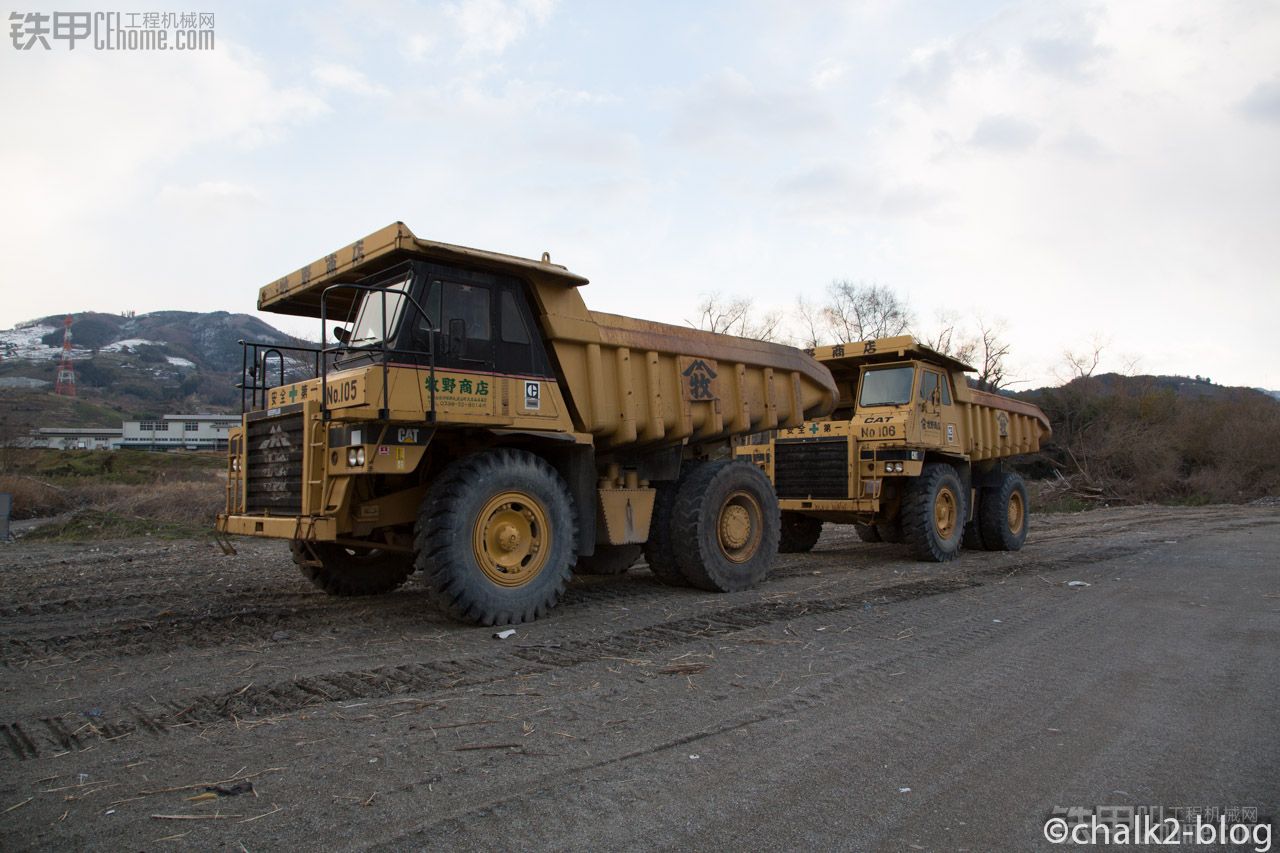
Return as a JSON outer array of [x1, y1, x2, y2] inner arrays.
[[671, 460, 780, 592], [414, 449, 576, 625], [854, 523, 882, 543], [643, 464, 702, 587], [979, 471, 1029, 551], [901, 463, 966, 562], [290, 542, 413, 596], [574, 543, 643, 576], [779, 512, 822, 553]]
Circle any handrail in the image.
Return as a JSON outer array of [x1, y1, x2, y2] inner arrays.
[[235, 339, 325, 412]]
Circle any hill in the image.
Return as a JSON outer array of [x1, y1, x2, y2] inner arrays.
[[1017, 373, 1280, 504], [0, 310, 303, 426]]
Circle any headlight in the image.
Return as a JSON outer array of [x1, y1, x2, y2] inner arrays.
[[231, 457, 240, 472], [348, 447, 360, 466], [356, 447, 366, 465]]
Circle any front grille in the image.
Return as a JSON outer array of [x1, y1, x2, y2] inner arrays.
[[774, 438, 849, 499], [245, 412, 305, 514]]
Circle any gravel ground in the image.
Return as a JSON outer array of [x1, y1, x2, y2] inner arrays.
[[1, 504, 1277, 850]]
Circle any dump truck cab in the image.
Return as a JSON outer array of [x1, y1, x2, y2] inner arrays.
[[739, 336, 1050, 562], [218, 223, 837, 624]]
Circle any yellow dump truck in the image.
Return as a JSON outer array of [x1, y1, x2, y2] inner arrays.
[[736, 336, 1051, 562], [217, 223, 837, 624]]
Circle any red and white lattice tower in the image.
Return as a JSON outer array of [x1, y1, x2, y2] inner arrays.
[[54, 314, 77, 397]]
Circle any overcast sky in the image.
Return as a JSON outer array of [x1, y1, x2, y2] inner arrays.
[[2, 0, 1278, 388]]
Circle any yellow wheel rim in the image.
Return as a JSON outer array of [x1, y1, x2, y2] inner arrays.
[[717, 490, 763, 564], [1008, 490, 1025, 535], [933, 487, 958, 538], [472, 491, 550, 588]]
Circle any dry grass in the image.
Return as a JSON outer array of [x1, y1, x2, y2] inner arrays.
[[75, 480, 225, 526], [0, 475, 73, 519], [3, 450, 226, 539], [1032, 380, 1280, 505]]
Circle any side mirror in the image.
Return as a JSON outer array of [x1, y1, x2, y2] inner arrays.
[[333, 326, 351, 345], [448, 318, 466, 355]]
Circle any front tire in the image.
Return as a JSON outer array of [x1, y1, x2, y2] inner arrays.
[[414, 449, 576, 625], [901, 462, 966, 562], [979, 472, 1029, 551], [779, 512, 822, 553], [671, 460, 780, 592], [290, 542, 413, 596]]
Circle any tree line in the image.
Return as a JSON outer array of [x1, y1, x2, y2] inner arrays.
[[689, 280, 1014, 391]]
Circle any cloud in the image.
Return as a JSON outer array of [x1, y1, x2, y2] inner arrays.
[[445, 0, 556, 55], [1239, 77, 1280, 123], [158, 181, 263, 215], [0, 43, 326, 230], [810, 59, 848, 90], [312, 62, 390, 97], [969, 114, 1040, 150], [671, 69, 835, 147]]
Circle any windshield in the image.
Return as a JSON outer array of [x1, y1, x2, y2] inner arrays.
[[349, 277, 410, 346], [859, 366, 915, 407]]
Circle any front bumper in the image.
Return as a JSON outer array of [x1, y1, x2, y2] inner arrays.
[[216, 513, 339, 541]]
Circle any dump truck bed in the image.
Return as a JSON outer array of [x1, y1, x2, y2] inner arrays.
[[960, 388, 1050, 460], [253, 222, 838, 451]]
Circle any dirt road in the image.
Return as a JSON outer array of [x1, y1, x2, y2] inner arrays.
[[2, 504, 1277, 850]]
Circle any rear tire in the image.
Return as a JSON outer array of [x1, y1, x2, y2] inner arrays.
[[779, 512, 822, 553], [414, 449, 576, 625], [574, 544, 643, 576], [291, 542, 413, 596], [979, 472, 1029, 551], [854, 523, 882, 543], [643, 464, 702, 587], [901, 463, 965, 562], [671, 460, 780, 592]]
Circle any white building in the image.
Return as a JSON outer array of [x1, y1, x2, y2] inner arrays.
[[30, 427, 124, 450], [121, 414, 239, 451]]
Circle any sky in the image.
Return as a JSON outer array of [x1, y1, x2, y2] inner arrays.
[[2, 0, 1278, 389]]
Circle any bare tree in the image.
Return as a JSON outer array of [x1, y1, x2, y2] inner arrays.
[[919, 310, 977, 365], [689, 292, 785, 343], [972, 319, 1011, 391], [823, 280, 912, 343], [1060, 334, 1109, 382], [793, 295, 828, 349], [918, 311, 1013, 389]]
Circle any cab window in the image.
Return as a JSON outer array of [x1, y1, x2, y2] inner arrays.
[[859, 366, 914, 407], [500, 290, 531, 344], [919, 370, 940, 405]]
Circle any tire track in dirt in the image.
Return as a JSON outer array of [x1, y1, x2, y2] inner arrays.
[[0, 541, 1141, 761], [4, 514, 1275, 760], [368, 567, 1120, 849]]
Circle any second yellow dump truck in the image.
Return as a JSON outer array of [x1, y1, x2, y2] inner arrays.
[[737, 337, 1051, 562], [217, 223, 837, 624]]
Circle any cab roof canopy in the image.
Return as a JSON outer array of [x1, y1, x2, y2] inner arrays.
[[810, 335, 977, 382], [257, 221, 590, 319]]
